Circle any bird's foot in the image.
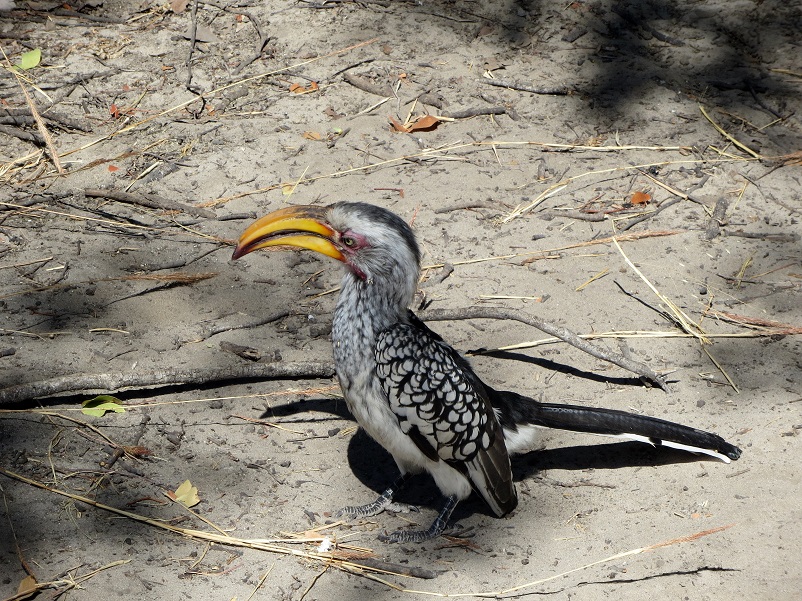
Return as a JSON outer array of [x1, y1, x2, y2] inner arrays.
[[378, 494, 458, 544]]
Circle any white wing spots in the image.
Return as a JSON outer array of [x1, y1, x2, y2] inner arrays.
[[375, 322, 497, 462]]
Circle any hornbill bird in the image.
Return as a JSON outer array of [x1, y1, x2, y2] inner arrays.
[[232, 202, 741, 543]]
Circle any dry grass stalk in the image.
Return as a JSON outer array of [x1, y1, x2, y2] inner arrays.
[[575, 268, 609, 291], [610, 237, 746, 390], [0, 468, 425, 583], [0, 469, 735, 596], [113, 38, 378, 137], [705, 310, 802, 333], [699, 105, 761, 159], [0, 49, 64, 174], [0, 270, 218, 302], [423, 229, 682, 271], [349, 525, 736, 597], [206, 142, 734, 209], [1, 560, 130, 601], [477, 329, 793, 354], [611, 236, 708, 343]]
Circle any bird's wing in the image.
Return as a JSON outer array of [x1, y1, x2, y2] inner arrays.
[[375, 315, 517, 516]]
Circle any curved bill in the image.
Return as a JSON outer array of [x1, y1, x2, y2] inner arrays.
[[232, 205, 345, 262]]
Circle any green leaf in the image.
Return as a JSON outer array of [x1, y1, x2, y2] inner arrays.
[[16, 49, 41, 71], [81, 395, 125, 417]]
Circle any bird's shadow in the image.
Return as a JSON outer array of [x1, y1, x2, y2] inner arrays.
[[470, 349, 675, 388], [263, 397, 712, 521]]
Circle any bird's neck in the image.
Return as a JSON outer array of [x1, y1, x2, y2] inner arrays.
[[331, 265, 417, 385], [335, 269, 414, 332]]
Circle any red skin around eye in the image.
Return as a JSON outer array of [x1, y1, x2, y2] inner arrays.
[[339, 231, 369, 279]]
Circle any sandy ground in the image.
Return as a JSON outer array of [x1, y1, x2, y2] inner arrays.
[[1, 1, 801, 599]]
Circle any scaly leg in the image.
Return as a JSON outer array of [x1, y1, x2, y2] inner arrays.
[[379, 495, 459, 543], [335, 472, 413, 518]]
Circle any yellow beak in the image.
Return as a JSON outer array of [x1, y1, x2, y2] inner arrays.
[[232, 205, 345, 262]]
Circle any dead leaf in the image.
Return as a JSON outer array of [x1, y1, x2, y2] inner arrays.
[[302, 131, 322, 141], [630, 191, 652, 205], [124, 445, 152, 458], [18, 575, 37, 595], [289, 81, 319, 94], [108, 165, 119, 172], [167, 480, 200, 508], [406, 114, 442, 132], [170, 0, 189, 11], [109, 103, 120, 119], [389, 115, 410, 133], [389, 114, 443, 133]]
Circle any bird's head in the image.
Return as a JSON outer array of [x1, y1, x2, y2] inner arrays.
[[233, 202, 421, 291]]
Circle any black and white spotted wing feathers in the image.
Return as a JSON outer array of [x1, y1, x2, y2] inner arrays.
[[375, 315, 517, 516]]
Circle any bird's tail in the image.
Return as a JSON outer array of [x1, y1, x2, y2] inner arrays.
[[494, 390, 741, 463]]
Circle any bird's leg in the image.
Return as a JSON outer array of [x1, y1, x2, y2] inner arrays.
[[379, 494, 459, 543], [335, 472, 413, 518]]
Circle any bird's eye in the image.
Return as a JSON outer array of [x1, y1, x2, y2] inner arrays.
[[341, 235, 357, 248]]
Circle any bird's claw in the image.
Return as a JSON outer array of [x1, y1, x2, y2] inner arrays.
[[384, 502, 420, 514], [378, 527, 439, 544]]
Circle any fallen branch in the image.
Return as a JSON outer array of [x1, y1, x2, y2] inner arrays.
[[0, 362, 335, 407], [441, 107, 506, 119], [343, 73, 393, 97], [419, 307, 667, 390], [478, 78, 572, 95], [84, 188, 216, 219]]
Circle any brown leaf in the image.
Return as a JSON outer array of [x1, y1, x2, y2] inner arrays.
[[18, 575, 37, 595], [389, 115, 410, 133], [125, 445, 152, 457], [290, 81, 319, 95], [406, 114, 442, 132], [108, 165, 119, 172], [630, 191, 651, 205], [302, 131, 322, 141]]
